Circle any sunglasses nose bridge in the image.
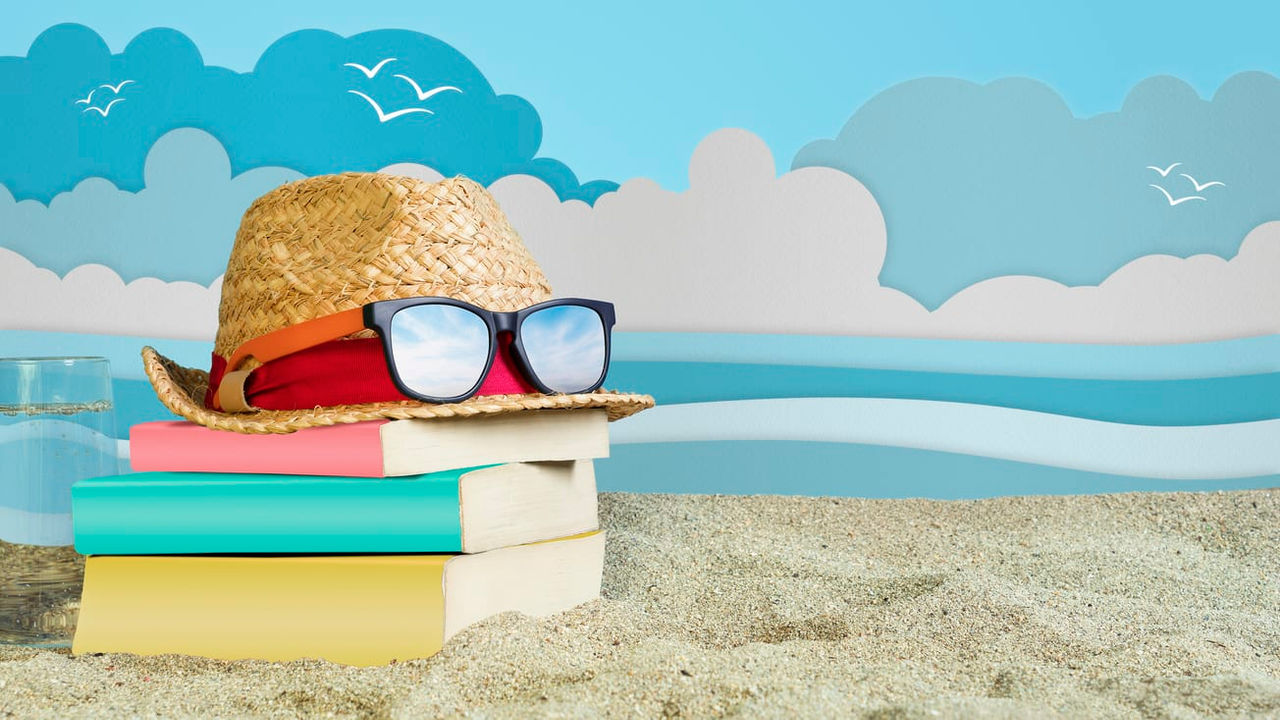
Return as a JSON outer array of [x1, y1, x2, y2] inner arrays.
[[491, 311, 519, 334]]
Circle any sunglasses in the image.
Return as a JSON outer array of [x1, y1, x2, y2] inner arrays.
[[213, 297, 616, 409]]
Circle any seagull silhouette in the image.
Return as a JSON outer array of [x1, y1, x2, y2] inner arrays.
[[82, 98, 125, 117], [1145, 162, 1182, 177], [99, 80, 134, 94], [347, 90, 432, 122], [1149, 184, 1204, 206], [73, 88, 97, 105], [392, 74, 462, 101], [1179, 173, 1225, 192], [343, 59, 396, 78]]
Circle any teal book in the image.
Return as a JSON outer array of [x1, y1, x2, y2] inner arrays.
[[72, 461, 597, 555]]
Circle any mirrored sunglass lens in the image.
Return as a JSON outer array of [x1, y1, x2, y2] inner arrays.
[[520, 305, 607, 393], [389, 304, 490, 399]]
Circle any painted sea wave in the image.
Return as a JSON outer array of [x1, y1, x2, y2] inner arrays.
[[0, 418, 126, 513], [597, 442, 1279, 499], [8, 330, 1279, 381], [0, 506, 74, 546], [3, 329, 1276, 497], [609, 398, 1279, 480], [607, 362, 1279, 425]]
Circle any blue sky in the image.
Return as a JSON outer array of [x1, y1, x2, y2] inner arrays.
[[5, 0, 1278, 189]]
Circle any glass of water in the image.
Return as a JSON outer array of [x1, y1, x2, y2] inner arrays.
[[0, 357, 121, 645]]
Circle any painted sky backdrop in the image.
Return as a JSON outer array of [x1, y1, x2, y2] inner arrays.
[[3, 2, 1279, 326], [6, 0, 1280, 190], [3, 3, 1276, 505], [0, 24, 614, 203]]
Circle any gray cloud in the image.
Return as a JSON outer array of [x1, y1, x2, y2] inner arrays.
[[494, 128, 1278, 342], [794, 73, 1280, 308]]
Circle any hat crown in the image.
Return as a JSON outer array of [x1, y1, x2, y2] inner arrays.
[[214, 173, 553, 357]]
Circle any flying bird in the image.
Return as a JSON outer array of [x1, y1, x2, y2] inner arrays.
[[1145, 162, 1182, 177], [347, 90, 432, 122], [99, 80, 135, 94], [1179, 173, 1225, 192], [343, 58, 396, 78], [393, 74, 462, 101], [73, 88, 97, 105], [1149, 184, 1205, 206], [82, 98, 125, 117]]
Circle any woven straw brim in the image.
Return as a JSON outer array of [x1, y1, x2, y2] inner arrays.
[[143, 347, 654, 434]]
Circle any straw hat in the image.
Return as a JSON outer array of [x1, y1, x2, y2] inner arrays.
[[143, 172, 653, 434]]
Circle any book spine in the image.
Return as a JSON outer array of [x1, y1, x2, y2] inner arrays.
[[128, 421, 388, 477], [72, 555, 449, 666], [72, 472, 464, 554]]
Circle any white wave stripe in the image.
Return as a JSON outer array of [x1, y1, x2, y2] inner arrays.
[[608, 398, 1280, 480], [0, 507, 73, 546], [0, 417, 129, 459]]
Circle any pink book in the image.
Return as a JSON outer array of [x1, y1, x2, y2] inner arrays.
[[129, 410, 609, 477]]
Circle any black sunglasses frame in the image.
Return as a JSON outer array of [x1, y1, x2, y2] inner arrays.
[[363, 296, 616, 404]]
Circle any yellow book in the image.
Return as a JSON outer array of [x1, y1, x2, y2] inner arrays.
[[72, 531, 603, 666]]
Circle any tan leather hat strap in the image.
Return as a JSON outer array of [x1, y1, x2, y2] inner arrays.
[[215, 369, 256, 413]]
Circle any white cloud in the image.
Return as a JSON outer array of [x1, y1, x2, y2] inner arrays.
[[377, 163, 445, 183], [924, 228, 1280, 342], [4, 128, 1276, 343], [0, 248, 220, 340], [489, 130, 926, 336]]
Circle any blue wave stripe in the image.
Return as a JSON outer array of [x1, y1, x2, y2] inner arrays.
[[597, 441, 1280, 499], [609, 398, 1280, 480], [605, 362, 1280, 425], [113, 378, 180, 431], [614, 332, 1280, 379], [108, 366, 1279, 431], [0, 508, 73, 547], [0, 419, 124, 512], [7, 330, 1280, 381], [104, 368, 1280, 476]]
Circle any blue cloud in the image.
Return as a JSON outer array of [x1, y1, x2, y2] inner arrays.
[[0, 128, 301, 282], [0, 24, 615, 204], [794, 73, 1280, 308]]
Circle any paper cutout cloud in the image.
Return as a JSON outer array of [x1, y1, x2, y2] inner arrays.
[[794, 73, 1280, 307], [0, 24, 615, 205], [6, 129, 1276, 343], [499, 128, 1279, 342], [0, 128, 301, 282], [0, 248, 220, 339]]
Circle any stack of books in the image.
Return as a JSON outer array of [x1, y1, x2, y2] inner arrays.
[[70, 410, 611, 666]]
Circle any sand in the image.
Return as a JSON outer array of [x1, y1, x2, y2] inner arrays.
[[0, 489, 1276, 718]]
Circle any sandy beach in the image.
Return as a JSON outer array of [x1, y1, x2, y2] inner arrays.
[[0, 489, 1276, 718]]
